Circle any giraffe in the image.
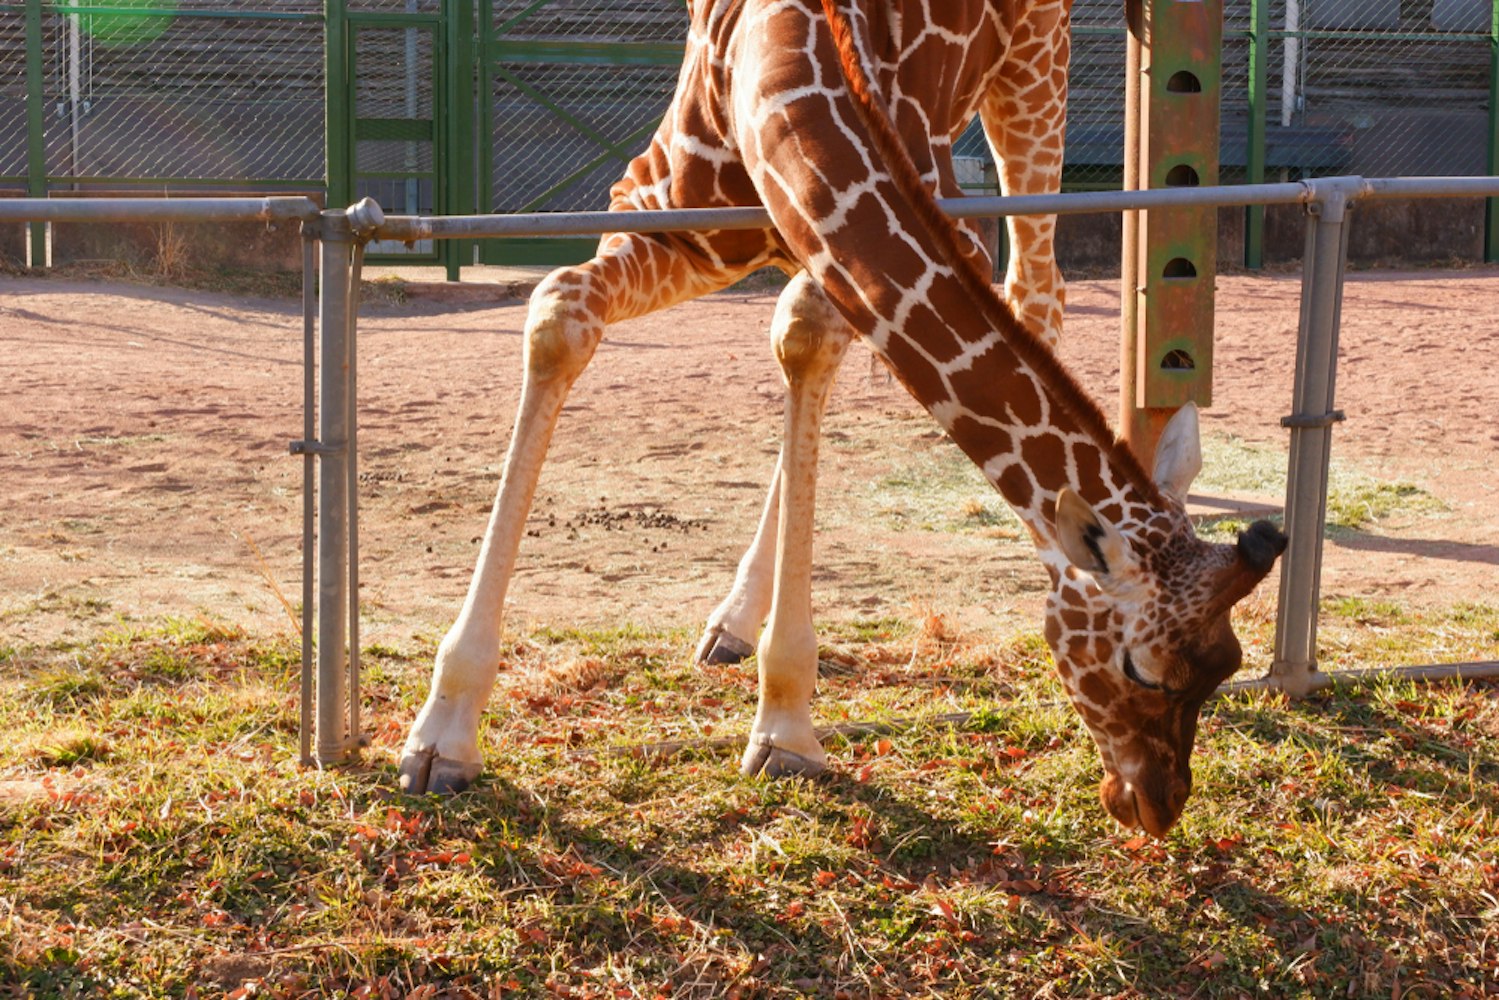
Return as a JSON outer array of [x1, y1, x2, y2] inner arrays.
[[399, 0, 1286, 837]]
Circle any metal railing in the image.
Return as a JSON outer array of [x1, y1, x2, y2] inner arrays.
[[6, 0, 1496, 272], [3, 177, 1497, 764]]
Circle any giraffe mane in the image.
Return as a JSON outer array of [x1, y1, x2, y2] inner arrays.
[[817, 0, 1162, 507]]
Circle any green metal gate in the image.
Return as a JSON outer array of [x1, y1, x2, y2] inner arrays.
[[475, 0, 686, 264], [329, 0, 474, 273], [330, 0, 684, 270]]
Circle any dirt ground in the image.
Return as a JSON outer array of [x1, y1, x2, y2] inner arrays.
[[2, 267, 1497, 655]]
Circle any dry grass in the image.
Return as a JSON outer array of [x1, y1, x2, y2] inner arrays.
[[0, 605, 1496, 998]]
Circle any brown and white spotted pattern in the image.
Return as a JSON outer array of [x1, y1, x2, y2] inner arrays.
[[399, 0, 1284, 838]]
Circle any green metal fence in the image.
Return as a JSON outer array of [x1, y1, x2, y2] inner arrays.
[[1, 1, 323, 187], [3, 0, 1497, 267], [1, 0, 324, 262], [475, 0, 685, 264]]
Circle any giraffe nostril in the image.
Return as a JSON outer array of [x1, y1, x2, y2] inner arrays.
[[1168, 777, 1191, 816]]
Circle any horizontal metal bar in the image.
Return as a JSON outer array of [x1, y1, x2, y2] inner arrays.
[[370, 175, 1499, 243], [592, 656, 1499, 758], [0, 196, 322, 225], [371, 183, 1314, 241], [1325, 661, 1499, 684], [1280, 409, 1345, 429], [40, 5, 319, 20], [376, 204, 771, 240], [355, 117, 434, 142], [485, 39, 685, 66], [951, 181, 1322, 217], [1224, 661, 1499, 694], [356, 171, 437, 181], [1360, 176, 1499, 200], [1208, 26, 1483, 41], [347, 11, 441, 25], [289, 440, 343, 457], [41, 177, 324, 189], [1266, 28, 1489, 41]]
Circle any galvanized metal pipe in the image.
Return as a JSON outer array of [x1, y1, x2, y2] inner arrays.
[[1360, 176, 1499, 201], [316, 210, 356, 764], [346, 239, 366, 751], [1269, 180, 1359, 696], [372, 184, 1322, 241], [23, 0, 46, 266], [0, 196, 321, 225], [300, 226, 317, 767], [1224, 660, 1499, 695], [1119, 7, 1145, 459], [367, 177, 1499, 245]]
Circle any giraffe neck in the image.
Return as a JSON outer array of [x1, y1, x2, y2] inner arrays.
[[803, 0, 1163, 543]]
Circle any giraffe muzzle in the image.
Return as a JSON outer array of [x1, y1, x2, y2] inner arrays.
[[1100, 770, 1192, 839], [1236, 520, 1288, 574]]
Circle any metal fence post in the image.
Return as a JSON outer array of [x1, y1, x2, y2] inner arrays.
[[297, 199, 383, 767], [24, 0, 47, 266], [1486, 0, 1499, 263], [298, 224, 318, 767], [1269, 179, 1358, 697], [326, 0, 351, 212], [442, 0, 476, 281], [1245, 0, 1269, 269], [315, 208, 357, 763]]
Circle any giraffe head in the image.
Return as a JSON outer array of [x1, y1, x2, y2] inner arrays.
[[1046, 405, 1286, 838]]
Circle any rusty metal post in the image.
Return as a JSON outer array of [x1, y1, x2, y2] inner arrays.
[[1120, 0, 1224, 463]]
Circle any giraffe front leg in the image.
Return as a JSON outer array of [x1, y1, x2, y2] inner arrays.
[[399, 269, 603, 795], [694, 456, 780, 664], [740, 274, 851, 778], [696, 276, 856, 668], [400, 230, 762, 794]]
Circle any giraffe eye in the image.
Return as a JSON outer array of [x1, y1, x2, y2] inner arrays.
[[1121, 650, 1164, 692]]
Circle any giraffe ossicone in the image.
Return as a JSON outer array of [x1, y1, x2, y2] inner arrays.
[[398, 0, 1285, 838]]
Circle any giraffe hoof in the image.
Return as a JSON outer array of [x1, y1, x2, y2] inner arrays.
[[740, 738, 826, 779], [398, 749, 482, 795], [694, 626, 755, 665]]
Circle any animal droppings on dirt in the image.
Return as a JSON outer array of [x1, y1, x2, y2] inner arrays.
[[566, 506, 710, 535]]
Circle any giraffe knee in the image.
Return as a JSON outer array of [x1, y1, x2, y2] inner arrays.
[[771, 275, 852, 381], [524, 275, 603, 382]]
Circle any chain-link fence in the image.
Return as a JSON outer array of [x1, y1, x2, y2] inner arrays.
[[0, 0, 323, 193], [485, 0, 684, 216], [2, 0, 1495, 255]]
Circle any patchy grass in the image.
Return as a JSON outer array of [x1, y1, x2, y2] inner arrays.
[[870, 432, 1440, 546], [872, 440, 1023, 537], [1324, 481, 1445, 533], [1194, 434, 1444, 540], [0, 606, 1496, 997]]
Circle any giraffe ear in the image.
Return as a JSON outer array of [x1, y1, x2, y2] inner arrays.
[[1055, 488, 1138, 582], [1152, 402, 1203, 502]]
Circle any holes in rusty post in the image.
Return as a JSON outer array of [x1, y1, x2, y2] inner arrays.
[[1165, 164, 1200, 187], [1163, 257, 1197, 279], [1166, 70, 1202, 93], [1161, 349, 1196, 371]]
